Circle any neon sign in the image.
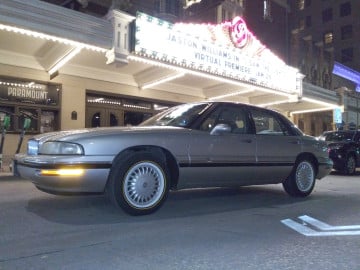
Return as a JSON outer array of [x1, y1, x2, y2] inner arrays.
[[231, 17, 249, 48], [332, 62, 360, 92], [133, 12, 299, 94]]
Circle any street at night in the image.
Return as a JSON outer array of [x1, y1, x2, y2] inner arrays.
[[1, 172, 360, 270]]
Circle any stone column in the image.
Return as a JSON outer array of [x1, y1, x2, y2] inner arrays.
[[105, 9, 135, 65]]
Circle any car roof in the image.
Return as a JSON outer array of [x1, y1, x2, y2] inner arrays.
[[323, 130, 357, 134]]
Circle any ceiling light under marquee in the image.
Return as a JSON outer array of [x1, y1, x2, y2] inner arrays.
[[0, 24, 107, 53]]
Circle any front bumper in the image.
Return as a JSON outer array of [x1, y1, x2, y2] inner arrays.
[[317, 157, 333, 179], [14, 154, 112, 194]]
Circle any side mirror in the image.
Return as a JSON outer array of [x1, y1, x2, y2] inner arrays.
[[210, 123, 231, 135]]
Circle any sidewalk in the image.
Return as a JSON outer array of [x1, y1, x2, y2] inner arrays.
[[0, 172, 17, 180]]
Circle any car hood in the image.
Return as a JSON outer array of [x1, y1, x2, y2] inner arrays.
[[31, 126, 186, 143]]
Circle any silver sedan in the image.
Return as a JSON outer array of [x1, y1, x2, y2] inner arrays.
[[14, 102, 333, 215]]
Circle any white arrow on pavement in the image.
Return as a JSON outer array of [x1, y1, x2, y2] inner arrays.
[[281, 215, 360, 236]]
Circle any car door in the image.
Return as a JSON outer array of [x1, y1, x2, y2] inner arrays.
[[248, 107, 302, 183], [178, 104, 257, 188]]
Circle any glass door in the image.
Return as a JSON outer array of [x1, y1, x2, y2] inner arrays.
[[86, 107, 124, 128]]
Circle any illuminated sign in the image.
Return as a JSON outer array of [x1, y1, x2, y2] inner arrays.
[[133, 12, 299, 94], [333, 62, 360, 92], [0, 79, 60, 105], [333, 107, 342, 124]]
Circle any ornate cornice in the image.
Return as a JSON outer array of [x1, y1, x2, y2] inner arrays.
[[0, 0, 112, 49]]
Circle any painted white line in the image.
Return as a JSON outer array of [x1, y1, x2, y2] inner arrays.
[[281, 219, 317, 236], [299, 215, 360, 231], [281, 218, 360, 237]]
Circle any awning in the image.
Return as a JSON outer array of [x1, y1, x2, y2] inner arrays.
[[0, 0, 340, 115]]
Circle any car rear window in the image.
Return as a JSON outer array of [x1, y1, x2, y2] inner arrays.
[[324, 132, 354, 142]]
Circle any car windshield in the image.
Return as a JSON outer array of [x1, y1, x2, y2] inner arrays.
[[322, 132, 354, 142], [140, 103, 210, 127]]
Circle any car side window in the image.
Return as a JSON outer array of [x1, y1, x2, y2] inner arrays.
[[250, 108, 289, 136], [199, 106, 250, 134]]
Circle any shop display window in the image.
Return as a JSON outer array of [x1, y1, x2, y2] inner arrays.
[[0, 76, 61, 134], [40, 111, 57, 133], [18, 108, 38, 133], [0, 106, 14, 131]]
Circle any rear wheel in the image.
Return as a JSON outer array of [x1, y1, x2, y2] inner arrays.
[[107, 151, 169, 215], [283, 159, 316, 197], [343, 155, 356, 175]]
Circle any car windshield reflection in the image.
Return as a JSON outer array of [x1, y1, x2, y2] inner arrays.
[[322, 132, 355, 142], [140, 103, 209, 127]]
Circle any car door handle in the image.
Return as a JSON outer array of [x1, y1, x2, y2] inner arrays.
[[289, 140, 301, 144], [241, 139, 252, 143]]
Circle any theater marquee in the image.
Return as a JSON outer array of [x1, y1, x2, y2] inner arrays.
[[134, 12, 300, 95]]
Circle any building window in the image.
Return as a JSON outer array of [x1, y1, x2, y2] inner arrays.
[[221, 7, 226, 21], [263, 0, 272, 21], [341, 47, 353, 63], [298, 0, 304, 10], [341, 24, 353, 40], [305, 16, 312, 27], [299, 18, 305, 30], [156, 0, 179, 16], [322, 8, 333, 22], [340, 2, 351, 17], [324, 32, 333, 44]]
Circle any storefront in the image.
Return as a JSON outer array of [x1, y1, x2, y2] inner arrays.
[[0, 0, 341, 170], [0, 77, 61, 134]]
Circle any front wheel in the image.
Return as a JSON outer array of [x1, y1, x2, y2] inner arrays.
[[343, 155, 356, 175], [107, 151, 169, 215], [283, 159, 316, 197]]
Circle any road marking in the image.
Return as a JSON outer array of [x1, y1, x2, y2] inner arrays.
[[299, 215, 360, 231], [281, 215, 360, 236]]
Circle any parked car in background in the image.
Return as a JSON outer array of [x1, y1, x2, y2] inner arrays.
[[319, 130, 360, 175], [14, 102, 332, 215]]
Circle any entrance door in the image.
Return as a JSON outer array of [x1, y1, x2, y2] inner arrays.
[[86, 107, 124, 128]]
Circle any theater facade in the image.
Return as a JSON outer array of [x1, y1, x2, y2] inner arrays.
[[0, 0, 340, 169]]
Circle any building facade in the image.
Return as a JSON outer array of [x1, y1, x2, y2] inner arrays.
[[0, 0, 340, 170], [288, 0, 360, 132]]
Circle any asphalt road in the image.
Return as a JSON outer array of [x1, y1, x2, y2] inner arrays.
[[1, 172, 360, 270]]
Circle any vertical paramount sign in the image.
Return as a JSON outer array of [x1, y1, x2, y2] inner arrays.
[[134, 12, 300, 94]]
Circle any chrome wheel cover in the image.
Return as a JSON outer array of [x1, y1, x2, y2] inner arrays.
[[123, 161, 165, 209], [346, 156, 356, 174], [295, 161, 314, 192]]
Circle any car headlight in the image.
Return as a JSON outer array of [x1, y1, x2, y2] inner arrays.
[[39, 141, 84, 155], [27, 140, 39, 155]]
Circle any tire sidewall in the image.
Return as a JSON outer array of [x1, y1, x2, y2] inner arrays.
[[108, 151, 169, 215], [344, 155, 356, 175], [283, 159, 315, 197]]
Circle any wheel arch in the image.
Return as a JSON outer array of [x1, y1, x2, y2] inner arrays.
[[108, 145, 179, 190]]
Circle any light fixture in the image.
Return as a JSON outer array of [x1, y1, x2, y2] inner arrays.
[[0, 24, 107, 52], [208, 89, 254, 100], [301, 97, 340, 107], [257, 99, 292, 107], [290, 105, 343, 116], [129, 55, 295, 99], [48, 46, 83, 75], [141, 73, 185, 89], [40, 168, 84, 176]]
